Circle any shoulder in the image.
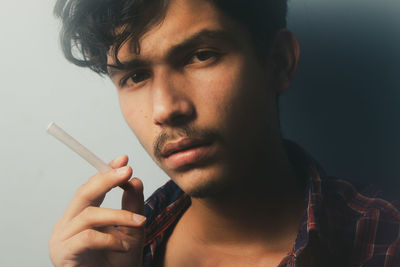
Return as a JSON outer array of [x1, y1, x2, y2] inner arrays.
[[321, 177, 400, 222], [319, 177, 400, 266]]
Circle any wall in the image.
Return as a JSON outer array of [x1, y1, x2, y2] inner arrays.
[[282, 0, 400, 194]]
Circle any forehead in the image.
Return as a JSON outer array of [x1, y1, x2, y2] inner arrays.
[[107, 0, 235, 64]]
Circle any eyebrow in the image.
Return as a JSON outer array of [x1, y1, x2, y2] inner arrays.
[[107, 59, 149, 79], [107, 29, 237, 78]]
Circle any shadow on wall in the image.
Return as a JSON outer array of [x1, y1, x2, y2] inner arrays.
[[280, 0, 400, 195]]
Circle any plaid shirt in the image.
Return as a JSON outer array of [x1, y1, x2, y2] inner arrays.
[[142, 142, 400, 266]]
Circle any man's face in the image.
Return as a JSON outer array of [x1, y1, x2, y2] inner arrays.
[[107, 0, 281, 197]]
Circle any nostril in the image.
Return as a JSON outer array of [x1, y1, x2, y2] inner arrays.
[[153, 108, 196, 126], [169, 112, 194, 126]]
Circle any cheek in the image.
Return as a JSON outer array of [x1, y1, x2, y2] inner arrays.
[[191, 58, 252, 127], [193, 56, 274, 144], [119, 94, 153, 151]]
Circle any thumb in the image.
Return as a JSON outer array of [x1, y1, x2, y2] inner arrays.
[[116, 177, 145, 263], [121, 177, 145, 215]]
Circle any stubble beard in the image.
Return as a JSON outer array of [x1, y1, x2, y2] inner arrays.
[[177, 159, 240, 199], [183, 175, 226, 199], [152, 124, 232, 198]]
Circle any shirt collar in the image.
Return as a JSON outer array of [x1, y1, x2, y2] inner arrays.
[[282, 139, 326, 256]]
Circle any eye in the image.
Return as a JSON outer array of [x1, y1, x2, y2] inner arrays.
[[120, 70, 151, 88], [188, 50, 220, 65]]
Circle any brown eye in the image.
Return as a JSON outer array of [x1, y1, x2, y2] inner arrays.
[[129, 71, 150, 83], [121, 70, 151, 87], [188, 50, 220, 65], [194, 51, 215, 61]]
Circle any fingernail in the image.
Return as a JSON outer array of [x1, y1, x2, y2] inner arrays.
[[116, 166, 129, 176], [133, 214, 147, 224], [122, 240, 130, 251]]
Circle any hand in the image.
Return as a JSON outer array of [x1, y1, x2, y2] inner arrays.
[[49, 155, 146, 267]]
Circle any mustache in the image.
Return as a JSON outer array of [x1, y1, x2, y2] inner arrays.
[[153, 125, 219, 160]]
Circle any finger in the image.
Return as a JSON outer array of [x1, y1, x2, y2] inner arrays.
[[63, 165, 133, 220], [64, 229, 132, 254], [61, 207, 146, 240], [122, 178, 144, 214], [109, 155, 129, 169], [117, 178, 145, 237], [109, 155, 133, 191]]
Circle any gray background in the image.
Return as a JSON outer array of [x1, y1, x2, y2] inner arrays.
[[0, 0, 398, 266], [282, 0, 400, 194]]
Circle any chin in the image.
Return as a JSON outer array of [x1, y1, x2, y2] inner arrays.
[[170, 165, 231, 199], [184, 179, 224, 198]]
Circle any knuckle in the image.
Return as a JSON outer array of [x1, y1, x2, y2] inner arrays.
[[52, 220, 62, 233], [81, 229, 96, 244], [75, 183, 99, 203], [49, 235, 57, 248], [80, 206, 95, 219], [103, 233, 115, 246], [120, 210, 134, 221], [75, 183, 89, 199], [87, 172, 103, 184], [48, 245, 58, 263], [51, 219, 65, 239], [49, 236, 64, 264]]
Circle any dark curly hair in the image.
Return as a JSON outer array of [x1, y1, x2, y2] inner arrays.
[[54, 0, 288, 75]]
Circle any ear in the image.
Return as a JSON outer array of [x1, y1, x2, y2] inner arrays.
[[268, 30, 300, 94]]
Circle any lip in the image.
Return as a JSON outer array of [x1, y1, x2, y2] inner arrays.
[[160, 138, 214, 170], [161, 138, 211, 158]]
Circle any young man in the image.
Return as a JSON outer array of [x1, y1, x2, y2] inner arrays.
[[50, 0, 400, 266]]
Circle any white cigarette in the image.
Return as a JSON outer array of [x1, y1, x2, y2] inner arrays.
[[46, 122, 112, 173]]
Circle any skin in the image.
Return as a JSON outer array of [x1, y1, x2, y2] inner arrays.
[[49, 155, 146, 267], [49, 0, 302, 266]]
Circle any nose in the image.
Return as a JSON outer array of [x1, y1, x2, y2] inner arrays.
[[151, 71, 195, 127]]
